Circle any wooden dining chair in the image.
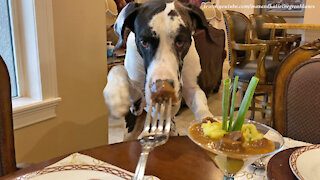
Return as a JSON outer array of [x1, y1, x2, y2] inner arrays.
[[0, 55, 17, 176], [268, 15, 301, 54], [223, 10, 279, 121], [273, 40, 320, 143], [249, 14, 284, 62], [271, 15, 302, 40]]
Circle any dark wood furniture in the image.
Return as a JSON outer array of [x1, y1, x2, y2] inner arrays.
[[107, 56, 125, 71], [223, 10, 278, 122], [249, 14, 288, 120], [107, 48, 126, 71], [0, 136, 223, 180], [249, 14, 283, 62], [273, 40, 320, 143], [0, 56, 17, 176], [267, 15, 301, 54]]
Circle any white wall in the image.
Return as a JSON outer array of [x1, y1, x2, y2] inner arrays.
[[303, 0, 320, 43], [14, 0, 108, 163]]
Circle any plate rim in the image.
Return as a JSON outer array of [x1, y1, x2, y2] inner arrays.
[[16, 164, 133, 180], [289, 144, 320, 180], [266, 146, 302, 179]]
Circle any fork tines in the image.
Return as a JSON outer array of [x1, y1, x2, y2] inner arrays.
[[140, 98, 172, 138]]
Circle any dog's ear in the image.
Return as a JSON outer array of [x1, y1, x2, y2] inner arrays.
[[184, 4, 209, 32], [114, 2, 141, 50]]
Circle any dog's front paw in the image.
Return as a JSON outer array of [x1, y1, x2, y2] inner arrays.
[[103, 66, 131, 118], [104, 82, 130, 118]]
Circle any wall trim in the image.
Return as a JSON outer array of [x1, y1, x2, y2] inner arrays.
[[13, 98, 61, 130], [10, 0, 60, 129]]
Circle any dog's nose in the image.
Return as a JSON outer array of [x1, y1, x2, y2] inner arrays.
[[149, 79, 177, 103]]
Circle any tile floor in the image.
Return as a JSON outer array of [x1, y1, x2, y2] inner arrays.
[[108, 61, 269, 144]]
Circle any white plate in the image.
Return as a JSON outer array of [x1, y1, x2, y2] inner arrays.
[[289, 144, 320, 180], [17, 164, 133, 180]]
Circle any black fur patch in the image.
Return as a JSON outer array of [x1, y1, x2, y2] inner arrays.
[[178, 82, 183, 100], [125, 98, 143, 133], [168, 10, 178, 17], [125, 111, 137, 133], [132, 98, 142, 113]]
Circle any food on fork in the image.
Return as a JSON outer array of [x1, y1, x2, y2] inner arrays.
[[150, 80, 177, 103]]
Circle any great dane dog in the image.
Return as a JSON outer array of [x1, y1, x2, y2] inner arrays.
[[104, 0, 215, 140]]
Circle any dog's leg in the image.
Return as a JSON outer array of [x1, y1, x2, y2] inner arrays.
[[104, 65, 146, 141], [104, 65, 131, 118], [104, 33, 146, 116], [123, 111, 146, 141], [181, 38, 214, 121], [124, 33, 146, 116], [104, 66, 146, 115], [104, 33, 148, 140]]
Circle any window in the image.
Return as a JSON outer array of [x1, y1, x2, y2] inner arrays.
[[0, 0, 18, 97], [4, 0, 61, 129]]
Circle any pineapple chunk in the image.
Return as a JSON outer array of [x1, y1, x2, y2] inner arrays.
[[241, 124, 263, 141], [201, 122, 227, 139]]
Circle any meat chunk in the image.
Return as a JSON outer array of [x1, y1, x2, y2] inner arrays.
[[224, 131, 243, 141], [217, 131, 244, 153], [150, 80, 177, 103]]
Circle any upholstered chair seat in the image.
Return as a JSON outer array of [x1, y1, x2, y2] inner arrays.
[[265, 53, 286, 62], [233, 60, 279, 84]]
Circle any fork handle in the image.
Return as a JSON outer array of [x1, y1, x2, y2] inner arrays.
[[133, 147, 152, 180]]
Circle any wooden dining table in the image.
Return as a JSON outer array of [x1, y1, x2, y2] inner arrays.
[[0, 136, 224, 180], [263, 23, 320, 30]]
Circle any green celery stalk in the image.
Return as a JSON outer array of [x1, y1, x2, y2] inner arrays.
[[222, 78, 231, 131], [231, 76, 259, 131], [228, 76, 239, 132]]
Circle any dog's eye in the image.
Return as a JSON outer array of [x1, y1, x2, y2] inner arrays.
[[175, 40, 184, 48], [140, 40, 149, 48]]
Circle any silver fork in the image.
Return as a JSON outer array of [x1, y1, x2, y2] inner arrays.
[[133, 98, 172, 180]]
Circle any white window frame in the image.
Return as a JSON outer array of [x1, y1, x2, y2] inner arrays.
[[9, 0, 61, 130]]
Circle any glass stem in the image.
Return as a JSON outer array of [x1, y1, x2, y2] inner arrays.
[[223, 175, 234, 180]]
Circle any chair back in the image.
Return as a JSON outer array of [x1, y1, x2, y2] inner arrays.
[[273, 41, 320, 143], [268, 15, 286, 37], [0, 56, 17, 176], [223, 10, 251, 62], [250, 14, 274, 40]]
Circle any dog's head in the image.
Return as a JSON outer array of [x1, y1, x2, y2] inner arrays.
[[114, 0, 208, 104]]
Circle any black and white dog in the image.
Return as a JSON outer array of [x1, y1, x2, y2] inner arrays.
[[104, 0, 214, 140]]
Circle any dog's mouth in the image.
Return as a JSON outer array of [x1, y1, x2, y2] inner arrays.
[[149, 80, 177, 103]]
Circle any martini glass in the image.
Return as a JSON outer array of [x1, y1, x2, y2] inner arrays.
[[187, 120, 284, 180]]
